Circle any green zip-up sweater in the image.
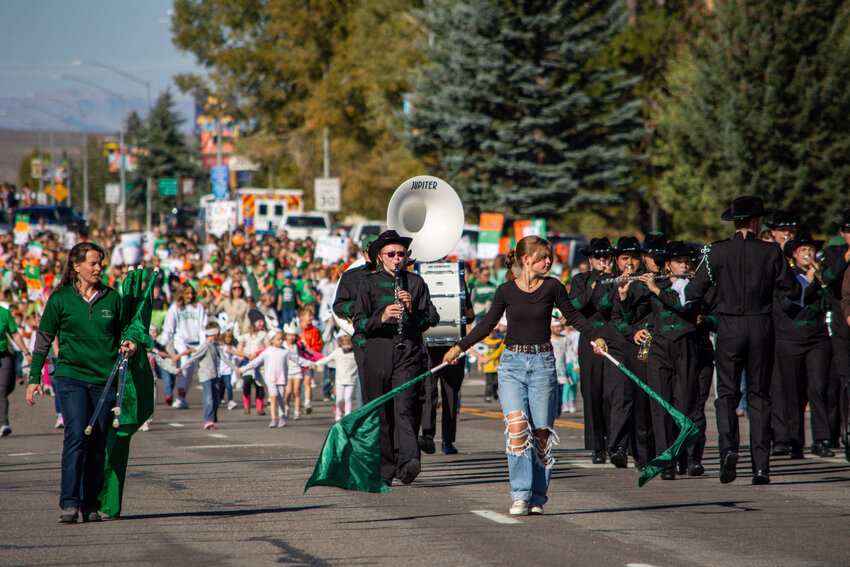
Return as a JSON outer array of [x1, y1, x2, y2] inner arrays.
[[28, 284, 128, 385]]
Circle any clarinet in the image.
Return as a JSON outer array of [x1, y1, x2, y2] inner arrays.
[[393, 264, 407, 350]]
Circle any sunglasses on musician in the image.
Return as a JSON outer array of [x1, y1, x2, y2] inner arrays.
[[592, 253, 611, 259], [383, 251, 407, 259]]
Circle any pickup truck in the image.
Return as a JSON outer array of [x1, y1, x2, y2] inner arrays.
[[278, 211, 332, 241]]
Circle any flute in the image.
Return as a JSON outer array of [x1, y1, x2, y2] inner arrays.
[[393, 264, 407, 350], [599, 273, 695, 285]]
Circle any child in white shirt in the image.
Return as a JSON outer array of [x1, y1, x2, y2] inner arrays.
[[313, 332, 358, 421]]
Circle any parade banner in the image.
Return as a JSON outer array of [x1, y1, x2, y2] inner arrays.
[[513, 218, 547, 240], [477, 213, 504, 259], [315, 236, 350, 265], [118, 233, 144, 266], [26, 242, 43, 258], [205, 200, 238, 237], [14, 214, 29, 245], [25, 264, 42, 301]]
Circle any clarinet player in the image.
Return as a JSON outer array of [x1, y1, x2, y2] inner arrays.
[[352, 230, 439, 487]]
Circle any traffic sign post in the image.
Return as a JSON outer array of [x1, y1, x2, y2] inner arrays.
[[158, 177, 178, 197], [314, 177, 341, 212], [105, 183, 121, 205], [211, 166, 229, 200]]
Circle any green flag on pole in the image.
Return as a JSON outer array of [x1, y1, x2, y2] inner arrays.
[[99, 268, 158, 517], [600, 348, 700, 487], [305, 357, 463, 493]]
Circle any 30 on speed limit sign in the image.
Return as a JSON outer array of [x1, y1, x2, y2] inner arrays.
[[314, 177, 341, 212]]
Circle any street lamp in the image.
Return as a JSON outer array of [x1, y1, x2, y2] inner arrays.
[[28, 94, 89, 215], [71, 59, 151, 112], [54, 73, 128, 231]]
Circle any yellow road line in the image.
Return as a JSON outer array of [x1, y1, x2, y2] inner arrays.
[[460, 407, 584, 430]]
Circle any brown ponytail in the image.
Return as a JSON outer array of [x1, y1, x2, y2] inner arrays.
[[504, 249, 517, 282], [505, 236, 554, 282]]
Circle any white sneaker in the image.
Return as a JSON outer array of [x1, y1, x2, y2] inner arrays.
[[269, 419, 278, 428], [172, 398, 189, 409], [227, 400, 239, 410], [529, 504, 544, 515], [277, 417, 286, 428], [304, 403, 312, 415], [509, 500, 529, 516], [293, 411, 302, 420], [55, 415, 64, 429], [140, 420, 151, 432], [0, 425, 11, 437]]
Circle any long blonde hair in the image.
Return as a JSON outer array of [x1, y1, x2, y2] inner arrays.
[[504, 236, 554, 282]]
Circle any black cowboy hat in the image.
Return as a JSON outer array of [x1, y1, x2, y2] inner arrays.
[[783, 230, 824, 258], [720, 196, 770, 221], [832, 209, 850, 229], [612, 236, 642, 255], [368, 229, 413, 261], [579, 237, 613, 257], [641, 233, 668, 255], [654, 240, 692, 263], [689, 244, 704, 264], [764, 210, 801, 229]]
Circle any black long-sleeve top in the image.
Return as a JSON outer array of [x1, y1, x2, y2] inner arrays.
[[458, 277, 600, 351], [773, 269, 829, 341], [568, 269, 607, 332], [685, 231, 800, 316], [352, 269, 438, 342], [333, 262, 373, 348]]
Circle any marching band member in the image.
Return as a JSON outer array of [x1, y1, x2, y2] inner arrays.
[[685, 196, 800, 485], [352, 230, 439, 487], [569, 238, 613, 463], [444, 235, 606, 516]]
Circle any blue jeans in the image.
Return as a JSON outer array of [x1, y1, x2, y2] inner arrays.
[[202, 379, 222, 424], [221, 374, 233, 403], [159, 367, 176, 398], [498, 349, 558, 505], [52, 376, 115, 512]]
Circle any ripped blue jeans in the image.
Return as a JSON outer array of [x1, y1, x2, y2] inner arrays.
[[498, 349, 559, 505]]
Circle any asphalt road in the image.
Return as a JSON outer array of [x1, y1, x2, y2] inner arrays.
[[1, 371, 849, 567]]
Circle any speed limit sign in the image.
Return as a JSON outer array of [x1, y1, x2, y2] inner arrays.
[[314, 177, 341, 212]]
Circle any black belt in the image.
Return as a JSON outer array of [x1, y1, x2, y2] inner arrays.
[[505, 343, 552, 354]]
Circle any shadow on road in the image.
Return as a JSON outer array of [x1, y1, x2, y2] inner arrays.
[[121, 504, 330, 521]]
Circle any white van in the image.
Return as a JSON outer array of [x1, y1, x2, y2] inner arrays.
[[278, 211, 332, 240], [349, 220, 387, 245]]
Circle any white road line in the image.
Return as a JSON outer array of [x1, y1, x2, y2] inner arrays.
[[8, 452, 36, 457], [184, 443, 283, 450], [208, 433, 228, 439], [471, 510, 521, 525], [626, 564, 662, 567], [168, 422, 185, 428]]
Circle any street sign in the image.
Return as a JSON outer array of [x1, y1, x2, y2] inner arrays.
[[314, 177, 341, 212], [182, 178, 196, 196], [158, 177, 178, 197], [105, 183, 120, 204], [211, 165, 229, 200]]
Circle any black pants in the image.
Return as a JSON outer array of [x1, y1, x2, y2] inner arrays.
[[828, 315, 850, 442], [605, 338, 654, 465], [0, 352, 15, 427], [361, 338, 426, 483], [578, 333, 608, 452], [421, 346, 464, 444], [691, 338, 715, 463], [484, 372, 498, 399], [776, 335, 833, 446], [715, 314, 774, 473], [646, 335, 699, 462]]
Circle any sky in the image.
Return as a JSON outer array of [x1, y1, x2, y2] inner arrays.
[[0, 0, 205, 132]]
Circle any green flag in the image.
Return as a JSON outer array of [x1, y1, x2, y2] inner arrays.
[[99, 268, 158, 517], [601, 348, 700, 487], [305, 358, 461, 493]]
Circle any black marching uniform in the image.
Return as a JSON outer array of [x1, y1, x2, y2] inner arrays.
[[332, 261, 374, 377], [569, 267, 610, 459], [685, 230, 799, 479], [421, 280, 475, 454], [820, 236, 850, 447], [352, 268, 439, 485]]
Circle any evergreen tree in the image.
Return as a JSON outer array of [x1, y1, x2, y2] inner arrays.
[[406, 0, 646, 220], [127, 89, 203, 222], [655, 0, 850, 238]]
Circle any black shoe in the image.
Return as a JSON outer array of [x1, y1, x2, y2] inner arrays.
[[660, 467, 676, 480], [610, 448, 628, 469], [687, 460, 705, 477], [771, 442, 791, 456], [441, 441, 458, 455], [81, 511, 102, 523], [752, 470, 770, 485], [789, 445, 805, 459], [811, 441, 835, 458], [591, 450, 607, 464], [635, 462, 646, 472], [382, 478, 393, 487], [677, 458, 688, 476], [399, 458, 421, 485], [719, 450, 738, 484], [417, 435, 436, 455]]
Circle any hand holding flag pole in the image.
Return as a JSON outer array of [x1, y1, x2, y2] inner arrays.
[[598, 344, 699, 486]]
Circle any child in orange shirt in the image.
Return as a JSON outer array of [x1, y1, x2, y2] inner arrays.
[[297, 307, 322, 414]]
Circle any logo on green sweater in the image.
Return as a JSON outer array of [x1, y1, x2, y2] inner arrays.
[[100, 309, 114, 319]]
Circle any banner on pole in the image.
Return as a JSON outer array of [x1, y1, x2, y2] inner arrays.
[[205, 200, 238, 237], [14, 214, 29, 245], [477, 213, 504, 259]]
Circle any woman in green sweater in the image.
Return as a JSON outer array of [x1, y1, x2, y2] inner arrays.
[[26, 242, 137, 524]]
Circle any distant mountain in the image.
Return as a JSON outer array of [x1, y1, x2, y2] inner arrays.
[[0, 87, 196, 133]]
